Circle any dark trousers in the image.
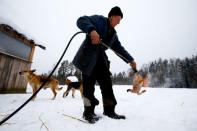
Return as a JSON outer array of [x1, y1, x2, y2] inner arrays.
[[82, 56, 117, 107]]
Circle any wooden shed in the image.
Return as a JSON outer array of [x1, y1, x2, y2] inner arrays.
[[0, 24, 41, 93]]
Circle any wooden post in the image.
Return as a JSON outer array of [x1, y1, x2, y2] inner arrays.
[[29, 44, 35, 62]]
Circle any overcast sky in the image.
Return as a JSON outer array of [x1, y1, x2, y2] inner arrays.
[[0, 0, 196, 74]]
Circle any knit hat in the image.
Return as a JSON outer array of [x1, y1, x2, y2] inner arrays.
[[108, 6, 123, 18]]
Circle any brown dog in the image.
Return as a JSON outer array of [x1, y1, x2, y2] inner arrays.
[[63, 78, 83, 98], [127, 73, 149, 95], [19, 69, 63, 100]]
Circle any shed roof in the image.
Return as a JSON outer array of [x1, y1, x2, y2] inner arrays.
[[0, 24, 40, 47]]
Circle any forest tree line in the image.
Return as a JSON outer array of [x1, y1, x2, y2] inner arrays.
[[44, 54, 197, 88], [139, 54, 197, 88]]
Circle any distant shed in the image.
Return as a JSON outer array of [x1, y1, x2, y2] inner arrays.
[[0, 24, 40, 93]]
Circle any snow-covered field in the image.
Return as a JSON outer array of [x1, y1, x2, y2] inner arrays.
[[0, 85, 197, 131]]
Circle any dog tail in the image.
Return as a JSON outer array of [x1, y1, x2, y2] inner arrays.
[[56, 87, 63, 91]]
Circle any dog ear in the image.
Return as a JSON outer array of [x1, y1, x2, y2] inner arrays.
[[134, 73, 137, 77], [139, 75, 143, 80], [134, 75, 139, 81], [143, 74, 149, 87], [31, 69, 36, 73], [145, 74, 149, 79], [143, 74, 149, 81]]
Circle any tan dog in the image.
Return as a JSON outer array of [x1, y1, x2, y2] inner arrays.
[[19, 69, 63, 100], [127, 73, 149, 95], [63, 78, 83, 98]]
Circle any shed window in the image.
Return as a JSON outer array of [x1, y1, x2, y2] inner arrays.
[[0, 31, 31, 61]]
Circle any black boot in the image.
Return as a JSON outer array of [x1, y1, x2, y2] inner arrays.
[[83, 106, 100, 124], [103, 106, 126, 119]]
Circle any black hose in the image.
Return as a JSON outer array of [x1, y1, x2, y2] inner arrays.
[[0, 31, 85, 125]]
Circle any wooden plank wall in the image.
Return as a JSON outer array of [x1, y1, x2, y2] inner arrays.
[[0, 53, 31, 92]]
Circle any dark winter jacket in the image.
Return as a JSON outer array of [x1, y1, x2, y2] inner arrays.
[[72, 15, 134, 76]]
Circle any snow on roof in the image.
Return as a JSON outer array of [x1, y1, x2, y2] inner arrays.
[[0, 24, 36, 45], [66, 76, 78, 82], [0, 24, 45, 49]]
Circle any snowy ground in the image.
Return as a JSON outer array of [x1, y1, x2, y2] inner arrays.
[[0, 85, 197, 131]]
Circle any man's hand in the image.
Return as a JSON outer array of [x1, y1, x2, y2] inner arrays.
[[90, 30, 100, 44], [130, 61, 138, 73]]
